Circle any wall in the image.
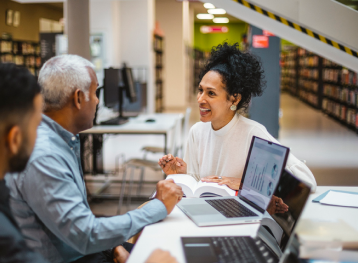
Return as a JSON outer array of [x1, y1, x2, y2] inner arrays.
[[194, 22, 247, 52], [0, 0, 63, 42]]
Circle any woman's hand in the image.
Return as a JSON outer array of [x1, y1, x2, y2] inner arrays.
[[158, 154, 187, 175], [267, 196, 289, 215], [201, 176, 242, 190]]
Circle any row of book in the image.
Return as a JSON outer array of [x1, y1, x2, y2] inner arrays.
[[323, 84, 358, 107], [299, 56, 319, 67], [299, 68, 319, 80], [299, 79, 319, 93], [323, 68, 340, 83], [299, 89, 319, 107], [322, 98, 357, 127]]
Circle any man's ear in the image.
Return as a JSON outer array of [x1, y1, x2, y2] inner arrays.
[[73, 89, 82, 110], [6, 126, 22, 156]]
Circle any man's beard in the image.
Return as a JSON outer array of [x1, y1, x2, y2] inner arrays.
[[8, 137, 31, 173]]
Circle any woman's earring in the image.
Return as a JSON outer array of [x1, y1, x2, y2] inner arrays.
[[230, 104, 237, 111]]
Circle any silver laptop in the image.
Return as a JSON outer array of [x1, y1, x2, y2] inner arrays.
[[181, 169, 311, 263], [177, 136, 290, 227]]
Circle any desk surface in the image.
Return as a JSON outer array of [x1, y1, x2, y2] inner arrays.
[[127, 186, 358, 263], [81, 113, 183, 134]]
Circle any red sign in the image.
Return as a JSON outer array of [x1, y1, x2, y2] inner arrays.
[[200, 26, 229, 34], [263, 30, 275, 36], [252, 35, 269, 48]]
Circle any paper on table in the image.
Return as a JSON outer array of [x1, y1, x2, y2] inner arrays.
[[320, 191, 358, 208]]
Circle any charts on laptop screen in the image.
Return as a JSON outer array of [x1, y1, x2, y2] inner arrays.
[[241, 137, 288, 210]]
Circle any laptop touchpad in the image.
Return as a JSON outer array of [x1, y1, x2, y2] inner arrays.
[[182, 204, 217, 216]]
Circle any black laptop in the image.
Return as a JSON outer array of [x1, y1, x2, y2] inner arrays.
[[181, 169, 311, 263]]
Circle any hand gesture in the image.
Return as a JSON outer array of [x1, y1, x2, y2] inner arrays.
[[201, 176, 242, 190], [155, 179, 183, 214], [145, 249, 178, 263], [267, 195, 289, 215], [158, 154, 187, 175]]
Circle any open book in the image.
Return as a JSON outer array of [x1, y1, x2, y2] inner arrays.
[[166, 174, 236, 198]]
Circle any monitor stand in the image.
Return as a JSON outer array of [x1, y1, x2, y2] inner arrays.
[[100, 116, 128, 125], [100, 85, 129, 126]]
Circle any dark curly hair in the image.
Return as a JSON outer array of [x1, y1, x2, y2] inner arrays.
[[199, 42, 265, 110]]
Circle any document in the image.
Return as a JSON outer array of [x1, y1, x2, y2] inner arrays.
[[319, 191, 358, 208]]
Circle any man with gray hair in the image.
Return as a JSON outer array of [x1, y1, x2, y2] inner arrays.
[[6, 55, 183, 263]]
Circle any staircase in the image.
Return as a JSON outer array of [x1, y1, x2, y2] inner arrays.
[[201, 0, 358, 71]]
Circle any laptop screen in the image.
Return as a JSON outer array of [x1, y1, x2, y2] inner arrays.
[[240, 136, 289, 210], [262, 169, 311, 252]]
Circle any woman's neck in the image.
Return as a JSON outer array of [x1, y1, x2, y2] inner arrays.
[[211, 112, 236, 131]]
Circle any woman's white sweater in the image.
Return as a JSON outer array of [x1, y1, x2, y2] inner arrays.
[[183, 113, 317, 192]]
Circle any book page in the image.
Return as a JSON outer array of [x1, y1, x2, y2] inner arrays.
[[166, 174, 198, 198], [194, 181, 236, 198]]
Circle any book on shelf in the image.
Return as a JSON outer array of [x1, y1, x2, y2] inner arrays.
[[166, 174, 236, 198]]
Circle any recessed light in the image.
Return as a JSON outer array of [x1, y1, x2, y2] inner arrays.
[[197, 14, 215, 20], [203, 3, 215, 9], [208, 8, 226, 15], [213, 17, 229, 23]]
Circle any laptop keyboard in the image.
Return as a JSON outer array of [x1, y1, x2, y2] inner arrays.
[[205, 198, 258, 218], [211, 236, 271, 263]]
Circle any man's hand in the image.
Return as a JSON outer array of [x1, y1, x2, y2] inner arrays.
[[201, 176, 242, 190], [145, 249, 178, 263], [113, 246, 130, 263], [158, 154, 187, 175], [155, 179, 183, 214], [267, 196, 289, 215]]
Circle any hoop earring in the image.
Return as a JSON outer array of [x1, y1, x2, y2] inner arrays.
[[230, 105, 237, 111]]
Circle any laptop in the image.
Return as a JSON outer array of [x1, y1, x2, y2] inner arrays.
[[177, 136, 290, 227], [181, 169, 312, 263]]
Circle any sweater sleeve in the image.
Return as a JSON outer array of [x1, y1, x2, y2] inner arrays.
[[247, 126, 317, 192], [183, 126, 201, 181]]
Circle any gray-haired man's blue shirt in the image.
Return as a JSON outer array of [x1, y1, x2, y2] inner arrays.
[[6, 115, 167, 263]]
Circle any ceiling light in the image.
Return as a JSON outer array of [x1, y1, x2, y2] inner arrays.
[[203, 3, 215, 9], [197, 14, 214, 19], [213, 17, 229, 23], [208, 8, 226, 15]]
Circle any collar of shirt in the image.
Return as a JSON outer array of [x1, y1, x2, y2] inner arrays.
[[211, 112, 240, 137], [41, 114, 80, 148]]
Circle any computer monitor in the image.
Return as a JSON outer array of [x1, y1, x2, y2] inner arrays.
[[102, 65, 138, 125], [122, 65, 137, 103], [103, 68, 122, 109]]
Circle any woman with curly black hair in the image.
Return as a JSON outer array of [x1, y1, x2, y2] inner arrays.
[[159, 42, 316, 192]]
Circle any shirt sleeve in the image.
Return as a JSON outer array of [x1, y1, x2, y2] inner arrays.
[[247, 126, 317, 192], [19, 155, 167, 255], [0, 213, 49, 263], [183, 126, 201, 181]]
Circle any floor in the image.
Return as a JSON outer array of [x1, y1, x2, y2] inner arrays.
[[89, 92, 358, 216]]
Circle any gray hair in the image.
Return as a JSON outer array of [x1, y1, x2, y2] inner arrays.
[[38, 54, 95, 111]]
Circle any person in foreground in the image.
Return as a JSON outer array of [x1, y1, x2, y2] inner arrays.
[[0, 64, 47, 262], [159, 42, 317, 192], [6, 55, 183, 263]]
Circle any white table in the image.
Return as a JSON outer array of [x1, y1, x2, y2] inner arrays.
[[127, 186, 358, 263], [82, 113, 183, 154]]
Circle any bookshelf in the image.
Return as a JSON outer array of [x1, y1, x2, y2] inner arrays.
[[193, 48, 209, 94], [281, 49, 298, 95], [281, 47, 358, 133], [0, 39, 41, 76], [154, 34, 164, 113]]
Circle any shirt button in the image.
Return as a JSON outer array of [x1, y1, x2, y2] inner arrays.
[[71, 147, 73, 150], [72, 137, 76, 141]]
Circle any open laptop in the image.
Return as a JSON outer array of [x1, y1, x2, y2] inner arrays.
[[181, 169, 312, 263], [177, 136, 290, 226]]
